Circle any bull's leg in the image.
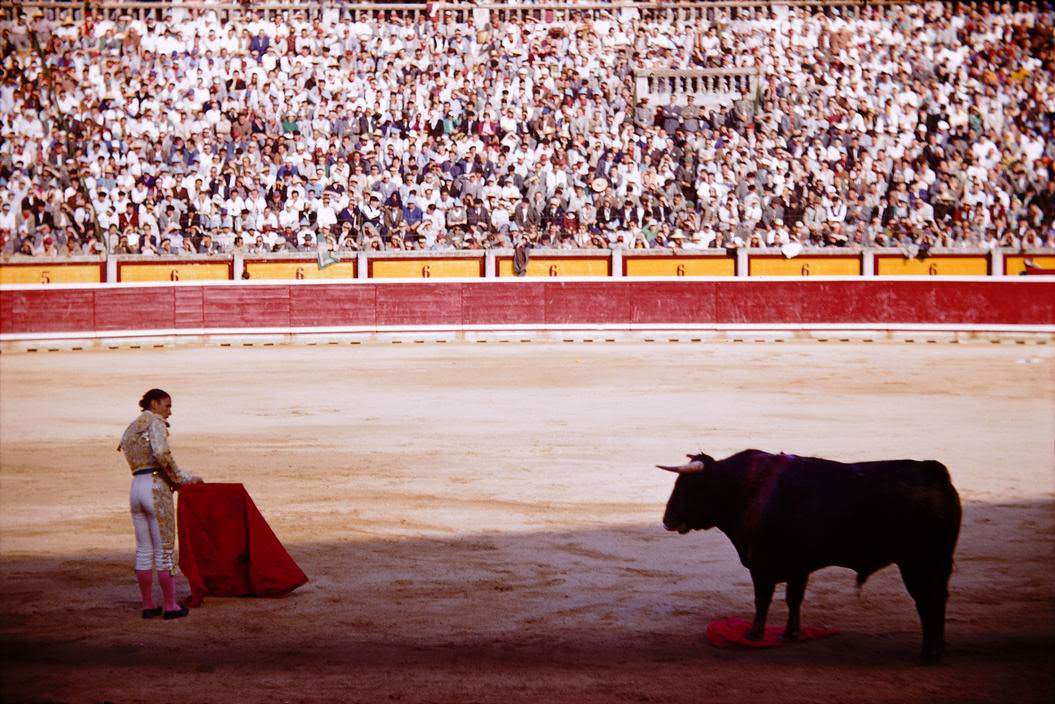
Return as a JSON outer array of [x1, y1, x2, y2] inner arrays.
[[898, 560, 949, 663], [926, 557, 953, 661], [782, 573, 809, 641], [747, 572, 775, 641]]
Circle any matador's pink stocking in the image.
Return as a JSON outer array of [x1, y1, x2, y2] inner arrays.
[[135, 569, 155, 609], [157, 570, 179, 611]]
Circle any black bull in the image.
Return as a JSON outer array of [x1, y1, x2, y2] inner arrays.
[[659, 450, 961, 661]]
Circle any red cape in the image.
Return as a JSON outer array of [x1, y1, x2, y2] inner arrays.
[[706, 617, 839, 649], [177, 483, 308, 607]]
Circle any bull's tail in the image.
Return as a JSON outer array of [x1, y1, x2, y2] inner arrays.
[[923, 460, 962, 555]]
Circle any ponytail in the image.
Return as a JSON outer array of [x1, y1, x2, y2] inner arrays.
[[138, 388, 170, 411]]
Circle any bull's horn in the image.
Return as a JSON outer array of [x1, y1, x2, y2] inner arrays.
[[656, 461, 705, 474]]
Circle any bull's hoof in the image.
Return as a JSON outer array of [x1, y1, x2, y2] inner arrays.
[[745, 628, 764, 642], [780, 630, 799, 642], [919, 647, 944, 665]]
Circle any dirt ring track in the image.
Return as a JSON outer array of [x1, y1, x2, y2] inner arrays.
[[1, 341, 1052, 704]]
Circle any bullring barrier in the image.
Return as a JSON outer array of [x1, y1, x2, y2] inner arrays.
[[3, 248, 1055, 286], [2, 278, 1052, 349]]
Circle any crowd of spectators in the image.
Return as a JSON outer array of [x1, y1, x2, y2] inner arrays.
[[1, 1, 1054, 259]]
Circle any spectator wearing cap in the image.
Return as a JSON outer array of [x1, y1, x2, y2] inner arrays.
[[826, 195, 848, 225], [446, 198, 468, 231], [403, 200, 424, 233], [39, 235, 59, 257]]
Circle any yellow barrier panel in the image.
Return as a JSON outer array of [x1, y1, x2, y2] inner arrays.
[[119, 262, 231, 282], [624, 256, 735, 277], [876, 255, 988, 276], [0, 263, 103, 284], [1004, 255, 1055, 276], [749, 255, 861, 276], [497, 257, 610, 277], [370, 258, 482, 278], [246, 260, 357, 280]]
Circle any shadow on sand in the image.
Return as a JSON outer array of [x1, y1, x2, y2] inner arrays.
[[1, 499, 1052, 702]]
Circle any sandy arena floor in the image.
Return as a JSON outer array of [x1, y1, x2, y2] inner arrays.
[[0, 341, 1052, 703]]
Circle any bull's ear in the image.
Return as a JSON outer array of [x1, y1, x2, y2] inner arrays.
[[687, 452, 714, 465]]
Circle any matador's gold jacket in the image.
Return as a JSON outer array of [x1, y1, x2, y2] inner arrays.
[[119, 411, 192, 489]]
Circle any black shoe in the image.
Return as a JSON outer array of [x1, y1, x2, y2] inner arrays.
[[142, 607, 163, 619], [163, 606, 189, 620]]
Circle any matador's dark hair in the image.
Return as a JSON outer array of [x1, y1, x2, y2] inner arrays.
[[138, 388, 171, 411]]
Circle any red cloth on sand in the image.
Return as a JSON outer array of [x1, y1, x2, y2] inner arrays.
[[706, 617, 840, 649], [177, 483, 308, 607]]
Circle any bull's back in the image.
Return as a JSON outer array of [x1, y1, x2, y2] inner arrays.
[[755, 456, 961, 577]]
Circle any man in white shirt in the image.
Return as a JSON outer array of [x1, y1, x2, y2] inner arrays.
[[278, 203, 301, 230], [909, 199, 935, 226], [315, 192, 338, 231], [0, 202, 16, 232]]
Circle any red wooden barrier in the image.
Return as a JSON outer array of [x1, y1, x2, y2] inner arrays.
[[1, 280, 1053, 337], [289, 284, 376, 327], [0, 289, 96, 333]]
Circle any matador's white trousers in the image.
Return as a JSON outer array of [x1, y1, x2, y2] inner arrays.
[[130, 473, 176, 571]]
